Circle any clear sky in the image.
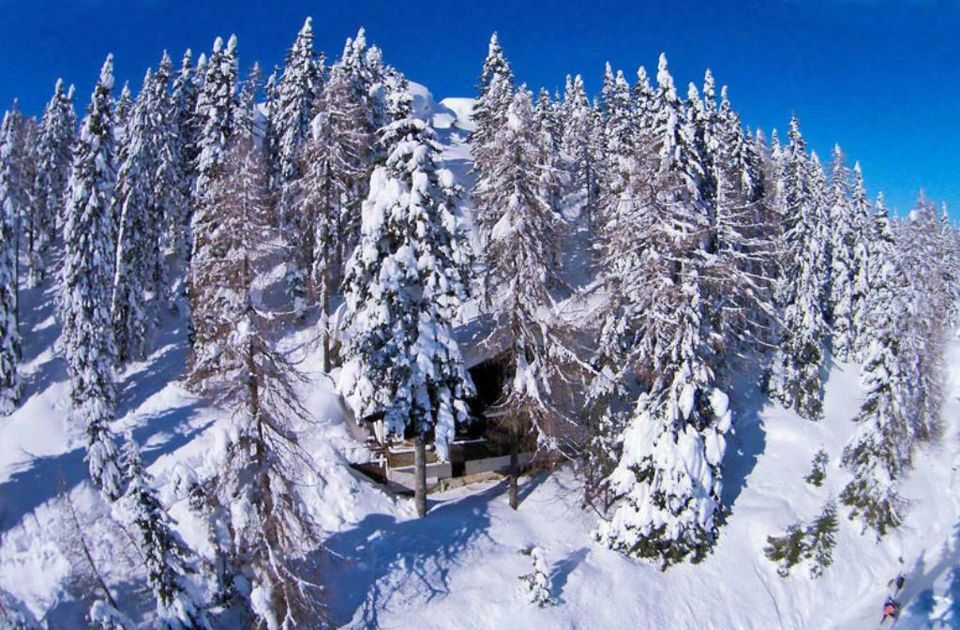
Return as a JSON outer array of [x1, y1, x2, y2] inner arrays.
[[0, 0, 956, 216]]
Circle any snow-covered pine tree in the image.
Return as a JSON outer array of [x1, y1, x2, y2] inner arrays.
[[596, 64, 636, 234], [472, 87, 582, 475], [296, 64, 370, 371], [328, 28, 397, 268], [262, 66, 281, 197], [698, 70, 720, 208], [193, 36, 239, 200], [596, 53, 730, 568], [896, 194, 948, 442], [61, 55, 123, 500], [12, 111, 43, 289], [764, 522, 806, 578], [827, 145, 858, 360], [187, 95, 324, 628], [114, 436, 208, 629], [276, 17, 323, 311], [236, 64, 261, 139], [113, 80, 134, 149], [684, 77, 716, 222], [470, 33, 514, 180], [805, 500, 838, 578], [170, 50, 201, 268], [702, 85, 774, 371], [808, 151, 832, 316], [518, 546, 553, 607], [841, 200, 911, 536], [0, 105, 28, 297], [149, 52, 182, 313], [585, 69, 656, 507], [764, 499, 838, 578], [596, 283, 732, 566], [32, 79, 76, 283], [334, 27, 388, 134], [0, 110, 23, 415], [534, 87, 562, 155], [766, 115, 829, 421], [561, 74, 600, 228], [848, 163, 873, 360], [112, 69, 165, 363], [938, 203, 960, 326], [339, 86, 473, 517], [189, 35, 239, 360], [806, 449, 829, 486], [631, 65, 656, 141]]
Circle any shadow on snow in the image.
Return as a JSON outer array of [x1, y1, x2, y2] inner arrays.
[[319, 480, 504, 627]]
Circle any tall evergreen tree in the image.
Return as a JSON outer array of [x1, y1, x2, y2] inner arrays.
[[262, 66, 281, 197], [703, 85, 774, 369], [32, 79, 76, 282], [190, 35, 239, 360], [113, 81, 134, 144], [596, 54, 729, 568], [187, 101, 324, 627], [296, 64, 370, 370], [334, 27, 388, 135], [16, 113, 42, 288], [561, 74, 600, 227], [0, 110, 23, 415], [766, 115, 829, 421], [329, 28, 395, 267], [339, 88, 473, 516], [276, 18, 323, 310], [472, 87, 579, 462], [896, 194, 949, 441], [150, 52, 182, 312], [112, 65, 174, 363], [111, 70, 155, 363], [841, 202, 911, 536], [470, 33, 514, 179], [848, 164, 873, 360], [60, 55, 123, 500], [170, 49, 201, 269], [115, 436, 208, 629], [0, 104, 32, 294], [827, 145, 858, 359], [596, 64, 635, 235]]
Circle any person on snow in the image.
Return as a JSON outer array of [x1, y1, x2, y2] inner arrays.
[[889, 574, 905, 592], [882, 597, 900, 622]]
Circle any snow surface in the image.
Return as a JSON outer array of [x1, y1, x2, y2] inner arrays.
[[2, 83, 960, 629]]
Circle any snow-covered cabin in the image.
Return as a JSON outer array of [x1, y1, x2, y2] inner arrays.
[[344, 313, 537, 491]]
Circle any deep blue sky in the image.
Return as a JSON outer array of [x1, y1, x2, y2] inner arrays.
[[1, 0, 957, 216]]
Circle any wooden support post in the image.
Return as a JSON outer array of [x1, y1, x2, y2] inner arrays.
[[509, 434, 519, 510], [414, 434, 427, 517]]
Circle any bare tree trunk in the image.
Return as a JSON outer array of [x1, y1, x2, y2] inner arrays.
[[509, 433, 519, 510], [13, 214, 19, 333], [320, 270, 331, 373], [414, 434, 427, 518], [61, 488, 118, 609]]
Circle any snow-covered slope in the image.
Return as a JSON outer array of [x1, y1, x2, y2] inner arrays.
[[2, 83, 959, 629], [319, 350, 960, 629]]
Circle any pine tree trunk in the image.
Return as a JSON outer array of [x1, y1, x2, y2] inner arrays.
[[414, 433, 427, 517], [321, 270, 331, 373], [13, 215, 19, 333], [509, 433, 519, 510]]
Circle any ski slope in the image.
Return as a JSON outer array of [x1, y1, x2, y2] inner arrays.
[[1, 84, 959, 629]]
